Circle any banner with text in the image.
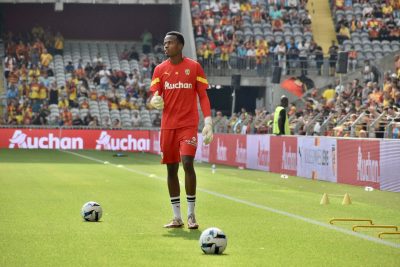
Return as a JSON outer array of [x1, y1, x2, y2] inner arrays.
[[269, 136, 297, 176], [337, 139, 380, 189], [246, 135, 270, 171], [297, 136, 337, 182], [209, 134, 247, 167], [0, 128, 151, 152]]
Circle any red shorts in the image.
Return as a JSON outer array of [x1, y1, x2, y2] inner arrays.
[[160, 127, 198, 164]]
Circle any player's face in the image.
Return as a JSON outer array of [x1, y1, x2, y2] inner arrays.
[[164, 35, 182, 57]]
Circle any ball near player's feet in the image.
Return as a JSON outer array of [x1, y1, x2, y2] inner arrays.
[[199, 227, 227, 254]]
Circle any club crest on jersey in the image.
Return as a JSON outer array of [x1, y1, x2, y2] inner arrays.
[[164, 81, 193, 90], [185, 69, 190, 75]]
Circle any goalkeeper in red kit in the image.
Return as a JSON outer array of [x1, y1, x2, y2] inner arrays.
[[150, 31, 213, 229]]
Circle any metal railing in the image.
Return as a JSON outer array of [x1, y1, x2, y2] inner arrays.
[[200, 55, 330, 77], [304, 113, 321, 135], [368, 111, 386, 138], [319, 113, 335, 135], [350, 112, 366, 137]]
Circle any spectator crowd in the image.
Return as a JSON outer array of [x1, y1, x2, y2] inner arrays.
[[2, 27, 163, 128]]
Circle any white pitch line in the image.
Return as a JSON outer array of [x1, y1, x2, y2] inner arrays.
[[61, 150, 400, 249]]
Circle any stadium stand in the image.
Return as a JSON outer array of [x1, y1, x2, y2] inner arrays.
[[331, 0, 400, 66], [1, 27, 162, 128], [190, 0, 326, 76], [1, 1, 399, 139]]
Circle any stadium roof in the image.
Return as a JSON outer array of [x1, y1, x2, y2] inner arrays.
[[0, 0, 181, 4]]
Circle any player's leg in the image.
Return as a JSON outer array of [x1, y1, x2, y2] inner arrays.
[[179, 127, 199, 229], [164, 163, 183, 228], [161, 129, 183, 228], [182, 156, 198, 229]]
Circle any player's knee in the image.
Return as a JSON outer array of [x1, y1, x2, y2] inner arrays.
[[182, 160, 194, 173]]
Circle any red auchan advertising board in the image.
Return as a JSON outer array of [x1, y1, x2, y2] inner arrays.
[[209, 133, 247, 167], [269, 136, 297, 176], [0, 128, 150, 152], [337, 139, 380, 189]]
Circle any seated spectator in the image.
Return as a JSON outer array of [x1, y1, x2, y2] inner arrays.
[[54, 32, 64, 55], [131, 112, 141, 127], [72, 114, 84, 126], [40, 48, 53, 69], [65, 61, 74, 73], [153, 113, 161, 127], [337, 24, 350, 44], [58, 95, 69, 109], [93, 53, 103, 64], [112, 118, 121, 129], [88, 116, 99, 127], [80, 99, 90, 109], [61, 107, 72, 126], [348, 46, 358, 72], [101, 116, 111, 128], [272, 18, 284, 32], [213, 111, 228, 133], [128, 46, 139, 61]]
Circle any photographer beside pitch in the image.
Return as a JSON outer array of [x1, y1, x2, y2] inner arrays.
[[150, 31, 213, 229]]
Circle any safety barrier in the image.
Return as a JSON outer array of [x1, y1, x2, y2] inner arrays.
[[1, 127, 399, 193]]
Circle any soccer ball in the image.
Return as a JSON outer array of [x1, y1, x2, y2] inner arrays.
[[81, 201, 102, 222], [199, 227, 227, 254]]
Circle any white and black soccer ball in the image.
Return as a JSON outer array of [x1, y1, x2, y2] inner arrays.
[[199, 227, 227, 254], [81, 201, 103, 222]]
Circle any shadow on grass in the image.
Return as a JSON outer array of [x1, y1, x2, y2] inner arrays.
[[162, 228, 201, 240]]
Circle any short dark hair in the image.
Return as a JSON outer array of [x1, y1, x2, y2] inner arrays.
[[166, 31, 185, 46]]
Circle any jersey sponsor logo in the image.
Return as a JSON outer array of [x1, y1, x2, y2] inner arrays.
[[164, 81, 193, 90], [96, 131, 150, 151], [8, 130, 83, 149]]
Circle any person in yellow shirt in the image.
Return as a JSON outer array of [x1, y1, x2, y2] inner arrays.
[[54, 32, 64, 55], [382, 3, 393, 17], [39, 83, 48, 100], [40, 49, 53, 68], [30, 79, 40, 99], [58, 95, 69, 109], [220, 45, 230, 69], [108, 98, 119, 110], [68, 85, 77, 106], [119, 98, 130, 110], [337, 24, 350, 44], [29, 65, 41, 81], [240, 2, 251, 14], [322, 86, 336, 102]]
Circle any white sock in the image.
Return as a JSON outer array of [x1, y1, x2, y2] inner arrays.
[[187, 195, 196, 216], [170, 196, 181, 219]]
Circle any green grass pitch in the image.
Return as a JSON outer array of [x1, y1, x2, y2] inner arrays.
[[0, 149, 399, 266]]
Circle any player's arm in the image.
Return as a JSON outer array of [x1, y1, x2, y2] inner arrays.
[[150, 66, 164, 109], [196, 63, 213, 145]]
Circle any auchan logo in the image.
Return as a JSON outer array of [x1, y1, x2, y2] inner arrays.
[[96, 131, 150, 151], [164, 81, 193, 90], [9, 130, 83, 149]]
